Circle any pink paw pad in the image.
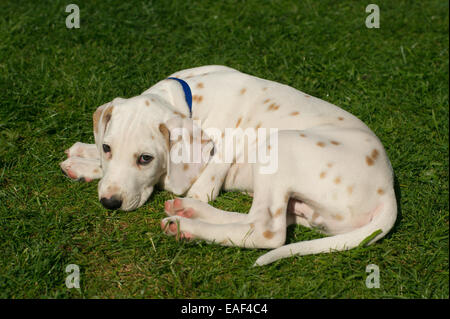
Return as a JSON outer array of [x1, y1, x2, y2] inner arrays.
[[176, 208, 194, 218]]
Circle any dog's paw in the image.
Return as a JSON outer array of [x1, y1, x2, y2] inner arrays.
[[164, 198, 195, 218], [60, 157, 102, 182], [65, 142, 99, 159], [160, 216, 194, 240]]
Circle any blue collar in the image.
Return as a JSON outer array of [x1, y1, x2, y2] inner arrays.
[[167, 77, 192, 117]]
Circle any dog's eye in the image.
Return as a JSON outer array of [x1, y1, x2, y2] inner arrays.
[[138, 154, 153, 165], [102, 144, 111, 153]]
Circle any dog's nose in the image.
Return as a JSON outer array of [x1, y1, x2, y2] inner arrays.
[[100, 196, 123, 210]]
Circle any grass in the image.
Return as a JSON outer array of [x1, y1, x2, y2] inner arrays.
[[0, 0, 448, 298]]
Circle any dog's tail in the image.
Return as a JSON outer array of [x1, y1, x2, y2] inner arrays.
[[254, 189, 397, 266]]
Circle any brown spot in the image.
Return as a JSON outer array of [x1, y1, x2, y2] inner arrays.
[[93, 169, 100, 174], [366, 155, 374, 166], [240, 88, 247, 95], [334, 177, 341, 184], [183, 164, 189, 171], [263, 98, 271, 104], [262, 87, 268, 91], [145, 100, 150, 106], [101, 105, 114, 134], [235, 117, 242, 128], [371, 149, 379, 160], [304, 94, 310, 98], [193, 95, 203, 103], [333, 214, 344, 221], [347, 185, 354, 195], [327, 162, 334, 168], [377, 188, 385, 195], [173, 111, 186, 118], [268, 103, 280, 111], [267, 145, 271, 150], [290, 111, 300, 116], [330, 140, 340, 145], [255, 122, 262, 130], [263, 230, 274, 239], [317, 141, 325, 147], [320, 171, 326, 179], [151, 135, 155, 140], [211, 176, 215, 181], [284, 194, 289, 202], [159, 123, 170, 150], [190, 177, 198, 185], [250, 223, 255, 228], [196, 82, 204, 89], [338, 117, 344, 121], [274, 208, 283, 217], [300, 133, 307, 138]]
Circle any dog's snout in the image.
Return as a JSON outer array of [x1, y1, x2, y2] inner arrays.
[[100, 196, 123, 210]]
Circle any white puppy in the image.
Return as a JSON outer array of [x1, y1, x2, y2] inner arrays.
[[60, 65, 397, 265]]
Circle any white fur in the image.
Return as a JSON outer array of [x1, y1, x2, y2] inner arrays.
[[60, 65, 397, 265]]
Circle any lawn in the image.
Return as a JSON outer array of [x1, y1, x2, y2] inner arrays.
[[0, 0, 448, 298]]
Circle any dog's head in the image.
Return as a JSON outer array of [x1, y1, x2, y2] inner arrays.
[[93, 96, 213, 211]]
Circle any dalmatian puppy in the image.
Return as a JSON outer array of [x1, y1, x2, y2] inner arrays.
[[60, 65, 397, 265]]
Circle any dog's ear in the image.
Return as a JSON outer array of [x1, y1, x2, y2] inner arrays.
[[93, 102, 114, 147], [162, 117, 215, 195]]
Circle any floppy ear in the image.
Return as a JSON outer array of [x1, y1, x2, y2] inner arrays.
[[162, 117, 215, 195], [93, 102, 114, 147]]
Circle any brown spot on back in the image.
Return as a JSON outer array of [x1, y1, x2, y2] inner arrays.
[[263, 230, 274, 239], [290, 111, 300, 116], [333, 214, 344, 221], [93, 168, 100, 174], [262, 87, 268, 91], [371, 149, 379, 160], [183, 164, 189, 171], [255, 122, 262, 130], [193, 95, 203, 103], [327, 162, 334, 168], [338, 117, 344, 121], [211, 176, 215, 181], [145, 100, 150, 106], [317, 141, 325, 147], [377, 188, 385, 195], [320, 171, 326, 178], [263, 98, 271, 104], [366, 155, 374, 166], [268, 103, 280, 111], [334, 177, 341, 184], [240, 88, 246, 95], [196, 82, 204, 89], [330, 140, 340, 145], [300, 133, 307, 138], [235, 117, 242, 128]]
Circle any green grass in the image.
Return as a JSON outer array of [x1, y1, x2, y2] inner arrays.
[[0, 0, 448, 298]]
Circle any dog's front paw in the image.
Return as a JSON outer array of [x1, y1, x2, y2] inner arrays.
[[160, 216, 194, 240], [60, 157, 102, 182]]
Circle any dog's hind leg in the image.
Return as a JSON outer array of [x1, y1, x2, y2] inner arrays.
[[161, 181, 290, 249], [164, 197, 251, 224]]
